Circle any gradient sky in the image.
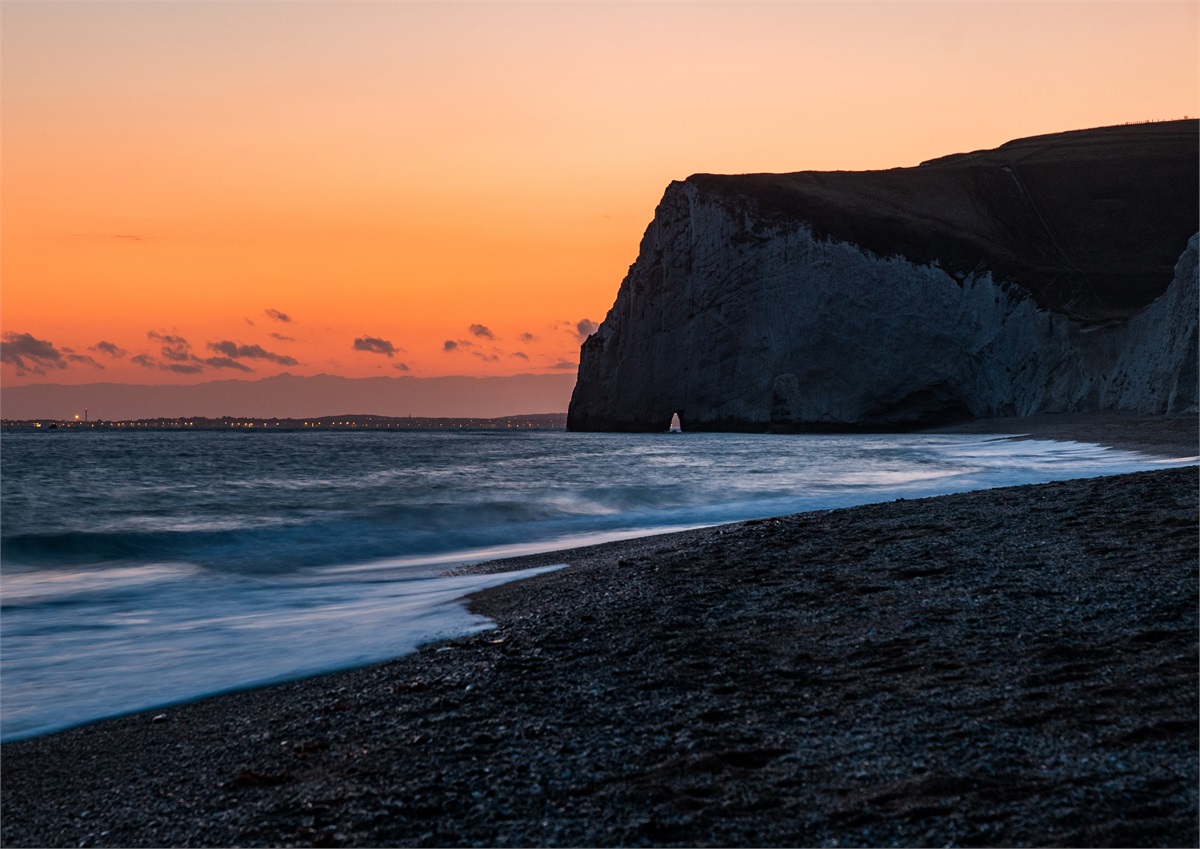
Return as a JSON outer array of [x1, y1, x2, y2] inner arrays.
[[3, 1, 1196, 387]]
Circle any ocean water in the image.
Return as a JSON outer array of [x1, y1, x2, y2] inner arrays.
[[1, 428, 1192, 741]]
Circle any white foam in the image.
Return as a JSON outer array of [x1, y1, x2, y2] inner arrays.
[[0, 563, 563, 742]]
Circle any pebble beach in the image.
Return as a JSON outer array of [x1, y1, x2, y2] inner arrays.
[[2, 414, 1196, 848]]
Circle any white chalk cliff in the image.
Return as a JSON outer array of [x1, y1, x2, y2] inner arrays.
[[569, 122, 1198, 432]]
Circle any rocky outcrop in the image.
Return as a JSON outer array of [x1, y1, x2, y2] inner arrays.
[[1105, 233, 1198, 415], [569, 122, 1198, 432]]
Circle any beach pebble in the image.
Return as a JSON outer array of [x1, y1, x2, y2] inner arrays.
[[1, 466, 1196, 849]]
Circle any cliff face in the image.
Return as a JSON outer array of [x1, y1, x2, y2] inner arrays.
[[568, 122, 1199, 432]]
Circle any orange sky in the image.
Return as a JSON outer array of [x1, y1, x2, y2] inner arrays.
[[3, 1, 1196, 387]]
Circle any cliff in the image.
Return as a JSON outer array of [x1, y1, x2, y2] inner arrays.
[[568, 121, 1199, 432]]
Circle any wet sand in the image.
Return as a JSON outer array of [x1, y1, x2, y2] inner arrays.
[[1, 414, 1196, 847], [921, 410, 1199, 459]]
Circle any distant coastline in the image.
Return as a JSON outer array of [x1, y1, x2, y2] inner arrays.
[[0, 412, 567, 432], [0, 372, 577, 422]]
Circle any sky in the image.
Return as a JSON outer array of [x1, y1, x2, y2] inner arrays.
[[3, 1, 1197, 391]]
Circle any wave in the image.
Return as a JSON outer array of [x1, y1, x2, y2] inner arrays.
[[2, 430, 1193, 743], [0, 495, 687, 574], [2, 529, 230, 568], [3, 432, 1188, 576]]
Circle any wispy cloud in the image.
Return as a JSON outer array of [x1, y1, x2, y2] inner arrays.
[[511, 351, 529, 360], [64, 349, 104, 369], [200, 356, 253, 372], [393, 362, 410, 372], [136, 332, 299, 375], [443, 340, 459, 352], [265, 308, 292, 323], [1, 332, 67, 375], [208, 340, 300, 366], [469, 323, 495, 340], [148, 331, 193, 362], [575, 318, 599, 340], [549, 360, 579, 370], [269, 332, 295, 342], [90, 340, 127, 358], [0, 334, 101, 375], [519, 332, 537, 343], [554, 319, 600, 341], [140, 333, 207, 374], [353, 336, 398, 357]]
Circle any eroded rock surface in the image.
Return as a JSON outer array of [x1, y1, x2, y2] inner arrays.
[[569, 121, 1198, 432]]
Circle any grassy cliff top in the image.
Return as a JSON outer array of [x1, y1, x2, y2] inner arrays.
[[688, 120, 1198, 322]]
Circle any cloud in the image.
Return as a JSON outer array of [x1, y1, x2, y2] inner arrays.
[[148, 331, 193, 362], [393, 362, 410, 372], [1, 332, 67, 375], [473, 352, 500, 362], [207, 341, 244, 358], [549, 360, 579, 370], [443, 337, 475, 352], [65, 350, 104, 369], [200, 356, 253, 372], [265, 308, 292, 323], [353, 336, 397, 357], [208, 340, 300, 366], [575, 318, 599, 340], [137, 332, 301, 375], [511, 351, 529, 360], [90, 341, 127, 358], [269, 332, 295, 342], [469, 323, 495, 340], [519, 332, 537, 343], [132, 352, 206, 374]]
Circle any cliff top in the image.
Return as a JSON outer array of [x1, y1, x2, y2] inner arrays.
[[687, 120, 1198, 321]]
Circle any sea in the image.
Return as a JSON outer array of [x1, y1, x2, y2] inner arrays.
[[1, 427, 1193, 741]]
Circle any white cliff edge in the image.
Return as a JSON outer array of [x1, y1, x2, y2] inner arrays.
[[569, 182, 1198, 431]]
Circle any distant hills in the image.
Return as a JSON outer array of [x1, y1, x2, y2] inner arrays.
[[0, 373, 576, 421], [1, 413, 568, 431]]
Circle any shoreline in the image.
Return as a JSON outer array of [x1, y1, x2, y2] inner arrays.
[[918, 411, 1199, 459], [2, 413, 1196, 846], [448, 411, 1196, 580]]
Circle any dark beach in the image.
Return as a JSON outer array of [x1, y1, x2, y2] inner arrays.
[[2, 414, 1196, 848]]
